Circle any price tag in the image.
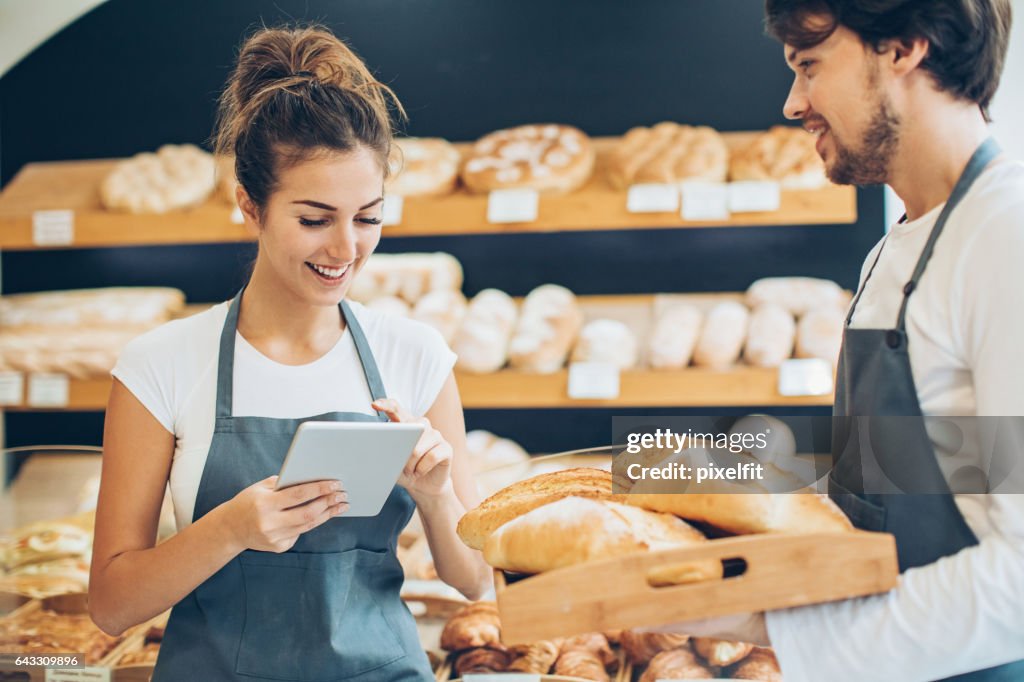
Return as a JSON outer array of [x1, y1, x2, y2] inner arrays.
[[46, 668, 111, 681], [627, 183, 680, 213], [464, 676, 540, 682], [382, 195, 404, 226], [0, 372, 24, 406], [32, 210, 75, 246], [230, 205, 245, 225], [568, 362, 621, 400], [778, 358, 834, 397], [28, 373, 70, 408], [487, 189, 539, 224], [681, 181, 730, 220], [728, 181, 782, 213]]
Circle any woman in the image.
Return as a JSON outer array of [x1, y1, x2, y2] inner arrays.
[[89, 25, 491, 681]]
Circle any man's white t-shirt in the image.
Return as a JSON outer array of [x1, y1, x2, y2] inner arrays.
[[767, 159, 1024, 680], [112, 300, 457, 530]]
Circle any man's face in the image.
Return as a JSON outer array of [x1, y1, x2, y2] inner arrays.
[[783, 20, 901, 186]]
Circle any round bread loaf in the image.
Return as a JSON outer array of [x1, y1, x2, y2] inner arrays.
[[461, 124, 595, 193]]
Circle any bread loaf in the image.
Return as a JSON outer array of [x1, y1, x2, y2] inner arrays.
[[386, 137, 460, 197], [624, 492, 853, 535], [571, 319, 639, 369], [796, 306, 845, 365], [483, 497, 723, 584], [730, 647, 783, 681], [412, 289, 467, 344], [744, 304, 797, 368], [440, 602, 502, 651], [648, 304, 703, 370], [746, 277, 849, 317], [693, 302, 749, 369], [608, 122, 729, 188], [462, 124, 595, 194], [457, 468, 624, 551], [101, 144, 216, 214], [453, 289, 518, 374], [692, 637, 754, 667], [508, 285, 584, 373], [0, 287, 185, 329], [620, 630, 691, 665], [729, 126, 827, 189], [639, 648, 717, 682]]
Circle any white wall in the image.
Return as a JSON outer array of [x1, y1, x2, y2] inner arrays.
[[0, 0, 107, 77]]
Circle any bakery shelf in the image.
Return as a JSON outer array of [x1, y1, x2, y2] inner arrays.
[[0, 134, 856, 250]]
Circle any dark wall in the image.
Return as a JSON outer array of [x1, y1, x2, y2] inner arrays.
[[0, 0, 882, 451]]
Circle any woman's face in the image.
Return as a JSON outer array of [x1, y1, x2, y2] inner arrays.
[[249, 146, 385, 307]]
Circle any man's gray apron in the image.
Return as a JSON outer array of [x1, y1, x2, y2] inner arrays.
[[152, 291, 432, 681], [830, 138, 1024, 680]]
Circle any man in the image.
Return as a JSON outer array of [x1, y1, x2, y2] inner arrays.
[[650, 2, 1024, 680]]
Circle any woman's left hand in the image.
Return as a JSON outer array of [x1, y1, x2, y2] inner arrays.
[[372, 398, 454, 500]]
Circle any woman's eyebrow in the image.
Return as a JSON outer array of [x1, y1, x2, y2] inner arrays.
[[291, 199, 338, 211]]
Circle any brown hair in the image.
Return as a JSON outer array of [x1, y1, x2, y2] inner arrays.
[[764, 0, 1012, 121], [214, 24, 406, 217]]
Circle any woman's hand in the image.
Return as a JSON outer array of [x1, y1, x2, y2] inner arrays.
[[373, 398, 454, 501], [223, 476, 349, 553]]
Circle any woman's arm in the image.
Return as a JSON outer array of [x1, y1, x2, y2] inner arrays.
[[374, 374, 493, 601], [90, 380, 348, 636]]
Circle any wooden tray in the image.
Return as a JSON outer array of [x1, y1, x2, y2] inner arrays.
[[494, 531, 897, 645]]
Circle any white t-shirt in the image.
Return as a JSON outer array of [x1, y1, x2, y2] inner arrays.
[[112, 300, 456, 530], [767, 159, 1024, 680]]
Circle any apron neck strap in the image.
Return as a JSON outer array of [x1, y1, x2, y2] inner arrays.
[[215, 291, 390, 420], [895, 137, 1001, 330]]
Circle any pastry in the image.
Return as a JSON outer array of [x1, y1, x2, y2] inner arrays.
[[796, 307, 845, 365], [624, 492, 854, 534], [440, 601, 502, 651], [457, 468, 625, 551], [507, 640, 562, 673], [461, 124, 595, 194], [412, 289, 468, 344], [609, 122, 729, 188], [745, 277, 850, 317], [730, 647, 783, 681], [692, 637, 754, 667], [554, 648, 611, 682], [453, 289, 518, 374], [561, 633, 618, 668], [729, 126, 828, 189], [454, 646, 512, 675], [693, 301, 750, 369], [508, 284, 584, 374], [639, 647, 718, 682], [386, 137, 461, 197], [100, 144, 217, 213], [570, 319, 639, 369], [2, 522, 92, 570], [483, 497, 723, 585], [620, 630, 691, 665], [744, 304, 797, 368], [0, 608, 122, 664]]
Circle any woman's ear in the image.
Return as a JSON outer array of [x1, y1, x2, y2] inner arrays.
[[236, 186, 261, 236]]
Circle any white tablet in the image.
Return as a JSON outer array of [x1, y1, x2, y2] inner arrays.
[[276, 421, 425, 517]]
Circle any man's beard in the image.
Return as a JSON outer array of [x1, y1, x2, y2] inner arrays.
[[828, 92, 901, 186]]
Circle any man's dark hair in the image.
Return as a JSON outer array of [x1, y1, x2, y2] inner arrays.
[[765, 0, 1012, 120]]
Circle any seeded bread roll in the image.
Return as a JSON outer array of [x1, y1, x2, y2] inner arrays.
[[693, 302, 750, 369], [609, 122, 729, 188], [744, 304, 797, 368]]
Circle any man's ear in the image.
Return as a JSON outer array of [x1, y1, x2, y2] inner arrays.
[[236, 185, 261, 236], [884, 36, 929, 77]]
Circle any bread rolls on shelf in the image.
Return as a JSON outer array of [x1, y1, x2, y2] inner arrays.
[[457, 467, 623, 551], [693, 301, 750, 369], [440, 601, 502, 651], [608, 122, 729, 188], [461, 124, 596, 194], [453, 289, 518, 374], [730, 646, 783, 681], [0, 287, 185, 329], [796, 306, 846, 365], [745, 276, 849, 317], [624, 492, 853, 535], [100, 144, 217, 213], [729, 126, 828, 189], [647, 304, 703, 370], [386, 137, 461, 197], [692, 637, 754, 667], [508, 284, 584, 373], [571, 319, 639, 369], [483, 497, 723, 584], [412, 289, 468, 344], [348, 252, 463, 304], [639, 648, 718, 682], [620, 630, 691, 665], [743, 304, 797, 368]]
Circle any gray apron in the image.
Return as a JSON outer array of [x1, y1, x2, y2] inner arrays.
[[830, 138, 1024, 681], [152, 291, 433, 681]]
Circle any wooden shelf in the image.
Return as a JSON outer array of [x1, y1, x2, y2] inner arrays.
[[0, 134, 857, 250], [0, 292, 834, 411]]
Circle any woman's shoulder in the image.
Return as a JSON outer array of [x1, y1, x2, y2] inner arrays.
[[119, 301, 230, 365]]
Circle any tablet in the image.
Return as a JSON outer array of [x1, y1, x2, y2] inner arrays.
[[275, 421, 425, 517]]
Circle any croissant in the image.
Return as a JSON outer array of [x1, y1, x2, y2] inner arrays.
[[730, 647, 784, 681], [554, 648, 611, 682], [507, 640, 562, 674], [692, 637, 754, 667], [454, 646, 513, 675], [440, 602, 501, 651], [639, 648, 718, 682], [620, 630, 691, 665]]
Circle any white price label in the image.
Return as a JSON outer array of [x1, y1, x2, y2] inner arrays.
[[567, 362, 621, 400], [32, 210, 75, 246], [728, 181, 782, 213], [230, 205, 245, 225], [681, 181, 730, 220], [778, 358, 834, 397], [28, 373, 70, 407], [46, 667, 111, 681], [0, 372, 24, 406], [627, 183, 680, 213], [382, 195, 404, 226], [487, 189, 539, 224], [464, 676, 540, 682]]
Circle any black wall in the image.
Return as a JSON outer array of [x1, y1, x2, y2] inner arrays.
[[0, 0, 884, 452]]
